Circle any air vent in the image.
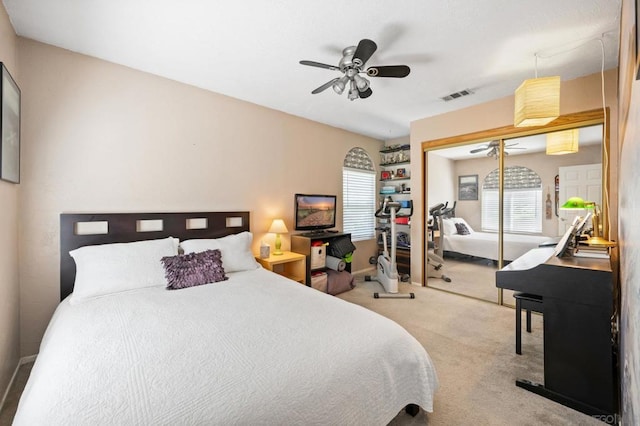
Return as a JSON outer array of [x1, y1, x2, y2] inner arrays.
[[441, 89, 474, 102]]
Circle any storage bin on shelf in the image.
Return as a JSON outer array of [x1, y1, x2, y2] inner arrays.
[[310, 243, 327, 270], [310, 271, 328, 292]]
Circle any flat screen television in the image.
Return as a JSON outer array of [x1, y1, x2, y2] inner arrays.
[[294, 194, 337, 232]]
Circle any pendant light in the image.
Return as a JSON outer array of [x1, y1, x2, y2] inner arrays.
[[514, 55, 560, 127], [546, 128, 579, 155]]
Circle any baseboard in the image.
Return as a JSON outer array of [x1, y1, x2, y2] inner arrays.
[[0, 354, 37, 412], [19, 355, 36, 365], [352, 266, 375, 275]]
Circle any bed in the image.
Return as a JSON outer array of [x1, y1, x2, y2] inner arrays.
[[14, 211, 438, 425], [441, 217, 556, 262]]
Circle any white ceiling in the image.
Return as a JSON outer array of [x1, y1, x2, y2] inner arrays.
[[3, 0, 621, 140]]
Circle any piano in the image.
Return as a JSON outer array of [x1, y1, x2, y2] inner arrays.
[[496, 247, 618, 422]]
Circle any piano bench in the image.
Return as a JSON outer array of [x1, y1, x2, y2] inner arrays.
[[514, 292, 543, 355]]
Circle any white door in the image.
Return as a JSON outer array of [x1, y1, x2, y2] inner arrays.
[[557, 163, 602, 235]]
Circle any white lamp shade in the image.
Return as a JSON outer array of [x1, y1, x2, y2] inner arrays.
[[268, 219, 288, 234], [546, 129, 579, 155], [514, 76, 560, 127]]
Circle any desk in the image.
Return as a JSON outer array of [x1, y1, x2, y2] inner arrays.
[[496, 247, 617, 422]]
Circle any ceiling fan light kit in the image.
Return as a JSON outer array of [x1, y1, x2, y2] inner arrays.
[[546, 128, 579, 155], [514, 75, 560, 127], [300, 38, 410, 100]]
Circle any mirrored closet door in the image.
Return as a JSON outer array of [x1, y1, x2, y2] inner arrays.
[[421, 110, 607, 306]]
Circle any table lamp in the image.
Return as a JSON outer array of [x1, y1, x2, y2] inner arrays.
[[560, 197, 615, 247], [268, 219, 288, 255]]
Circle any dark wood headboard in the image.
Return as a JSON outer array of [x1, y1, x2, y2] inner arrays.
[[60, 211, 251, 301]]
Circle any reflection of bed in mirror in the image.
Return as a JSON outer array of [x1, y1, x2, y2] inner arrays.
[[441, 218, 556, 262]]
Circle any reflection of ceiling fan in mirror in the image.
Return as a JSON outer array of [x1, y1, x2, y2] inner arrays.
[[470, 141, 525, 158]]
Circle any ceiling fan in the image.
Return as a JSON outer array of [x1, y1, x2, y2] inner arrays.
[[470, 141, 525, 158], [299, 38, 410, 100]]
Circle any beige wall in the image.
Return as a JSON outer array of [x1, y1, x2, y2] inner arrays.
[[426, 153, 455, 216], [410, 69, 619, 283], [0, 4, 19, 400], [617, 1, 639, 423], [17, 38, 382, 355]]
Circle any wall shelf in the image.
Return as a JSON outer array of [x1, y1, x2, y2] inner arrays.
[[380, 144, 410, 154], [380, 160, 410, 167]]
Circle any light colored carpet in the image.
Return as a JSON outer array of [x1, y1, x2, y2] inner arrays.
[[339, 277, 603, 425], [427, 256, 518, 305], [0, 361, 32, 426]]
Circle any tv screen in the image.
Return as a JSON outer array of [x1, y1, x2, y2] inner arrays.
[[294, 194, 337, 232]]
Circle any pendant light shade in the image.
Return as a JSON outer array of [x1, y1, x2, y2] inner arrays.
[[514, 76, 560, 127], [546, 128, 579, 155]]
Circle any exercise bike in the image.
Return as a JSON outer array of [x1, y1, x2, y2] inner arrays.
[[365, 197, 415, 299], [427, 202, 452, 282]]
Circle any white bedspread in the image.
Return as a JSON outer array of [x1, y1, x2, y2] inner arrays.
[[14, 268, 438, 425], [444, 231, 555, 261]]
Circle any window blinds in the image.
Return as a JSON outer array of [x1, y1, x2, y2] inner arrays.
[[482, 188, 542, 233], [343, 168, 376, 241]]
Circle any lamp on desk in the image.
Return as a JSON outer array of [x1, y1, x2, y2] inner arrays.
[[560, 197, 615, 247], [268, 219, 288, 255]]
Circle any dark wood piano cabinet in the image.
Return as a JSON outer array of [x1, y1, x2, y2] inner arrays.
[[496, 247, 618, 422]]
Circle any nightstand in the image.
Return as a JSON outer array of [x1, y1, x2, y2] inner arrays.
[[255, 251, 306, 284]]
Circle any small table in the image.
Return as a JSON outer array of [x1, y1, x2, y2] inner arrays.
[[255, 251, 306, 284]]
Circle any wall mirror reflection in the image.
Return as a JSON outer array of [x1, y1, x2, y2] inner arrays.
[[424, 122, 604, 305]]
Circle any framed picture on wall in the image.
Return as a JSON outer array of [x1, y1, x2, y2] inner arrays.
[[0, 63, 20, 184], [458, 174, 478, 201], [381, 170, 391, 180]]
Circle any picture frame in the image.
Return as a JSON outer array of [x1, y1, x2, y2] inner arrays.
[[0, 63, 20, 184], [458, 174, 478, 201], [381, 170, 391, 180], [396, 168, 406, 178]]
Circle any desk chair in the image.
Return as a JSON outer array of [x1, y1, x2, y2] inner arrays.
[[513, 292, 543, 355]]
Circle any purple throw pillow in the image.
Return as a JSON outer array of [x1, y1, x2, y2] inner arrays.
[[455, 222, 470, 235], [161, 249, 228, 290]]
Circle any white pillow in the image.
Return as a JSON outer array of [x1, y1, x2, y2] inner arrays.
[[441, 218, 456, 236], [180, 231, 260, 273], [69, 237, 179, 304]]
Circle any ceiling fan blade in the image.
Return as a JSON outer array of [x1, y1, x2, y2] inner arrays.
[[366, 65, 410, 78], [300, 60, 339, 71], [358, 87, 373, 99], [311, 78, 340, 94], [353, 39, 377, 67], [470, 146, 489, 154]]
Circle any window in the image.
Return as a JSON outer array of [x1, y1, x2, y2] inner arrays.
[[343, 148, 376, 241], [482, 166, 542, 233]]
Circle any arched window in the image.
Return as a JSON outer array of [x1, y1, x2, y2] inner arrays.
[[482, 165, 542, 233], [343, 148, 376, 241]]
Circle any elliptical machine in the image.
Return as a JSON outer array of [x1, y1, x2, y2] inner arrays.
[[365, 196, 415, 299]]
